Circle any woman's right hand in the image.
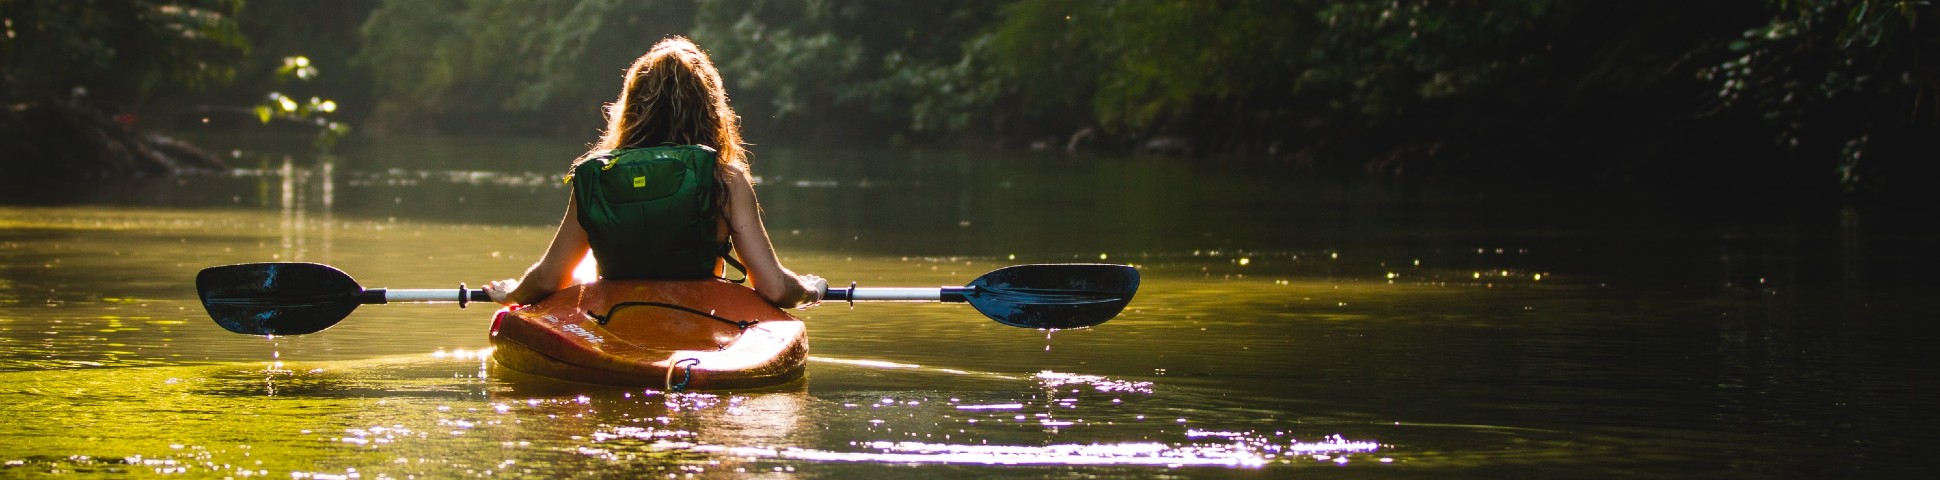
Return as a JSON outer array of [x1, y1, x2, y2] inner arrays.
[[796, 273, 828, 309], [484, 279, 521, 306]]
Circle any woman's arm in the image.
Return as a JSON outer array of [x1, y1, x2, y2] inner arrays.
[[486, 192, 591, 306], [722, 163, 825, 307]]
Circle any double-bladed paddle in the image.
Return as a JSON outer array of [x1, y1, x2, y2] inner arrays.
[[195, 262, 1139, 336]]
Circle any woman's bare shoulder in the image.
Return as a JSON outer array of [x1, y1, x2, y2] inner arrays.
[[718, 161, 753, 186]]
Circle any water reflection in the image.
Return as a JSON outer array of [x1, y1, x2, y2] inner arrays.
[[700, 439, 1369, 467], [3, 135, 1936, 477]]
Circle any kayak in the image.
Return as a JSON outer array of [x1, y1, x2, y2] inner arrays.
[[488, 279, 808, 390]]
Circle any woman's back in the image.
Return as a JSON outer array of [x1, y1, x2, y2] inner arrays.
[[486, 37, 824, 308], [571, 144, 729, 280]]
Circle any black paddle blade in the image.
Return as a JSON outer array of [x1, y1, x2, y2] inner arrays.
[[965, 264, 1140, 329], [196, 262, 364, 335]]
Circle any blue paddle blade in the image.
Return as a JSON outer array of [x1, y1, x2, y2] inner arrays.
[[964, 264, 1140, 329], [196, 262, 364, 335]]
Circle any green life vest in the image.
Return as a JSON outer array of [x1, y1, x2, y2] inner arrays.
[[570, 144, 730, 280]]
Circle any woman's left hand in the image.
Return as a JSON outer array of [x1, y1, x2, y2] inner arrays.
[[484, 279, 521, 305]]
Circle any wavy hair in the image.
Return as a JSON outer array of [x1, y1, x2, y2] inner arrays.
[[583, 37, 746, 169]]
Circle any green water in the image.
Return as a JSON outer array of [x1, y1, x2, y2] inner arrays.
[[1, 135, 1933, 478]]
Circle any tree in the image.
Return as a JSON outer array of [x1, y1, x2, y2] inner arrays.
[[222, 0, 380, 124], [977, 0, 1318, 152], [1699, 0, 1938, 195], [1, 0, 244, 178], [690, 0, 1005, 144], [340, 0, 1936, 198], [2, 0, 245, 109], [356, 0, 696, 135]]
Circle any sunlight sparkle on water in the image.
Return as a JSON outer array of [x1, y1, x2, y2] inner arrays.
[[430, 347, 492, 360], [1036, 371, 1155, 394], [701, 441, 1281, 467], [591, 425, 694, 443], [288, 468, 365, 480], [809, 356, 921, 369], [955, 403, 1026, 410]]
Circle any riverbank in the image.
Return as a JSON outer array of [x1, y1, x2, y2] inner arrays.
[[0, 101, 225, 179]]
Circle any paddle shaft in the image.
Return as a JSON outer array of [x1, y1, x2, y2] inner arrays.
[[824, 286, 974, 303], [371, 288, 492, 305], [371, 286, 970, 304], [345, 267, 1113, 307]]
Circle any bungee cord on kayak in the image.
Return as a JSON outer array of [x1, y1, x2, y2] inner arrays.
[[588, 301, 757, 329]]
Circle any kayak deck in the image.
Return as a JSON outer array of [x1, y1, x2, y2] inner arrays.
[[489, 279, 807, 390]]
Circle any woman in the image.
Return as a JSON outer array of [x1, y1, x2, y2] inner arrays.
[[485, 37, 825, 308]]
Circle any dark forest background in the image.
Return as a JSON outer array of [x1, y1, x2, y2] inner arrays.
[[3, 0, 1936, 202]]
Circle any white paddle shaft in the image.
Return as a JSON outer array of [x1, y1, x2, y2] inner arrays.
[[378, 285, 970, 305], [386, 289, 473, 302], [825, 285, 974, 303], [843, 287, 945, 301], [375, 288, 491, 307]]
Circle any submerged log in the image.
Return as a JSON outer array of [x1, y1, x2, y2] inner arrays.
[[1, 101, 225, 179]]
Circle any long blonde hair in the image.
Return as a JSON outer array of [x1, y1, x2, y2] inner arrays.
[[584, 37, 746, 169]]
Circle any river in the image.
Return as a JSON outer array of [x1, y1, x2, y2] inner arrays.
[[1, 133, 1933, 478]]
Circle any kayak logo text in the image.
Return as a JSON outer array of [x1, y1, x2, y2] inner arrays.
[[561, 324, 605, 344]]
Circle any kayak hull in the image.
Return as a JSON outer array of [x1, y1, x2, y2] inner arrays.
[[489, 279, 807, 390]]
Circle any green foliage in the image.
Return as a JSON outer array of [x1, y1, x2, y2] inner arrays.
[[356, 0, 694, 134], [690, 0, 1004, 141], [1300, 0, 1553, 121], [982, 1, 1317, 134], [1699, 0, 1935, 192], [335, 0, 1935, 194], [253, 56, 351, 152], [0, 0, 246, 107], [971, 0, 1563, 147]]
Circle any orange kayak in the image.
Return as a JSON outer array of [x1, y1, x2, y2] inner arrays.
[[488, 279, 807, 390]]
